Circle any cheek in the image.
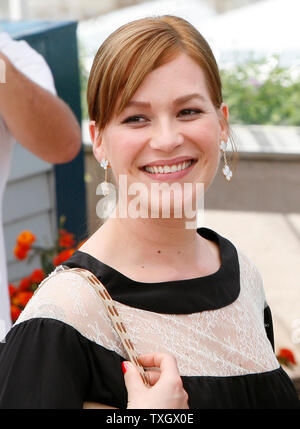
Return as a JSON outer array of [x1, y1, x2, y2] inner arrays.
[[189, 118, 221, 187], [105, 130, 142, 174], [189, 118, 220, 158]]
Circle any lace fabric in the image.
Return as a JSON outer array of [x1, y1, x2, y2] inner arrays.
[[14, 249, 280, 377]]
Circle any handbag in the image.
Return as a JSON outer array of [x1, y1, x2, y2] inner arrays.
[[43, 265, 151, 408]]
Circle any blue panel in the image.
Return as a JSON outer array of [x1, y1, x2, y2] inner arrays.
[[0, 19, 75, 37]]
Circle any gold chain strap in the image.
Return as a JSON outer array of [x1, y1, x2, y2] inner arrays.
[[36, 265, 151, 387]]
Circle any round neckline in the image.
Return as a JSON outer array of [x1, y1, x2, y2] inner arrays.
[[63, 227, 240, 314]]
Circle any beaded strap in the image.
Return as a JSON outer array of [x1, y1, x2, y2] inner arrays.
[[35, 265, 151, 387]]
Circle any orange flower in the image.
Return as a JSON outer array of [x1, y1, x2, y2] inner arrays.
[[14, 231, 36, 260], [11, 305, 21, 322], [16, 242, 31, 251], [12, 291, 33, 308], [14, 245, 29, 260], [17, 230, 36, 247], [11, 293, 20, 307], [19, 276, 32, 291], [19, 291, 34, 307], [30, 268, 45, 284], [59, 231, 75, 249], [9, 284, 17, 297], [277, 348, 297, 366], [53, 249, 75, 266]]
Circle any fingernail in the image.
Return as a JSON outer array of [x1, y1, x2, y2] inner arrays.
[[121, 361, 128, 374]]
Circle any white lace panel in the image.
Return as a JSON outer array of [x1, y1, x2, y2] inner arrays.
[[14, 249, 280, 377]]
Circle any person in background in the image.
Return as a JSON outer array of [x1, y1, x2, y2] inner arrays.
[[0, 32, 81, 338]]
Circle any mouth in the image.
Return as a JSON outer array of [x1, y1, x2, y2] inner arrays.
[[141, 158, 197, 175]]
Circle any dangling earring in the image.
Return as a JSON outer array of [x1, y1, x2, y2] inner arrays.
[[220, 141, 233, 181], [100, 158, 110, 195], [97, 158, 116, 220]]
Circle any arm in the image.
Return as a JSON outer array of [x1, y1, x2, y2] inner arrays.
[[0, 51, 81, 164], [0, 318, 89, 408]]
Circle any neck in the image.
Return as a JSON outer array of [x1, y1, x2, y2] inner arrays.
[[101, 213, 202, 266]]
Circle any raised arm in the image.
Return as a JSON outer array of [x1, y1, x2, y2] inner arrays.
[[0, 51, 81, 164]]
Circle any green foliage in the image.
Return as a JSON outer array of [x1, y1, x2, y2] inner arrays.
[[220, 56, 300, 125]]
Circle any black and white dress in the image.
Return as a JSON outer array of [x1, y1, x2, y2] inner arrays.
[[0, 227, 299, 409]]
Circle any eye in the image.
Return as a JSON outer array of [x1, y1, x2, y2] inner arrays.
[[178, 109, 203, 117], [122, 115, 147, 123]]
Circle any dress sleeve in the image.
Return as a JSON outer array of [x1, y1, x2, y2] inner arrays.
[[0, 317, 89, 409], [0, 269, 127, 409], [264, 303, 275, 351]]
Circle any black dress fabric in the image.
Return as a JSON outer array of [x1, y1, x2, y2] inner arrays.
[[0, 227, 299, 409]]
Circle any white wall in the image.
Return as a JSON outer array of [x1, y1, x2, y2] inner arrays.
[[3, 143, 57, 284]]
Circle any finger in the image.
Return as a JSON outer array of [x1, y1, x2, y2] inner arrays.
[[144, 369, 161, 386], [138, 353, 183, 389], [138, 353, 180, 378], [122, 361, 145, 395]]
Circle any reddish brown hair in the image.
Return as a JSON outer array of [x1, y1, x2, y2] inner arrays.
[[87, 15, 237, 158]]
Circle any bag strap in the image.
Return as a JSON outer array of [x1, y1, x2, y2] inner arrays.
[[35, 265, 150, 387]]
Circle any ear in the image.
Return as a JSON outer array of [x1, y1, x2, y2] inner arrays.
[[89, 120, 104, 163], [219, 103, 230, 142]]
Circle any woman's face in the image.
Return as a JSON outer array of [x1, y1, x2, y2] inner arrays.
[[90, 52, 229, 218]]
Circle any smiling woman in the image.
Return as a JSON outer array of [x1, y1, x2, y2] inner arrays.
[[91, 52, 227, 223], [87, 15, 235, 223], [0, 15, 299, 410]]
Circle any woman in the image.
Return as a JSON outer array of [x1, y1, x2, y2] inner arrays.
[[0, 15, 299, 409]]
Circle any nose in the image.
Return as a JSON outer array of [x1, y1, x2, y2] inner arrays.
[[150, 120, 184, 153]]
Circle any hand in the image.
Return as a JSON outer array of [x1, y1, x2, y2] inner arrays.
[[123, 352, 189, 409]]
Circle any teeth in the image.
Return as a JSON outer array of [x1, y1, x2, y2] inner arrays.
[[144, 160, 193, 174]]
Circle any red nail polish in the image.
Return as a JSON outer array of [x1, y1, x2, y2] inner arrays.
[[121, 361, 128, 374]]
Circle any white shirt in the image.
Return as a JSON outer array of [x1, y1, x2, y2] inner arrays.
[[0, 32, 56, 338]]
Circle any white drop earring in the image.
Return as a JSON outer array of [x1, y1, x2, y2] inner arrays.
[[97, 158, 116, 219], [100, 158, 110, 195], [220, 141, 233, 181]]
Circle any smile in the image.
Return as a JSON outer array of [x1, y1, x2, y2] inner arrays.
[[143, 159, 196, 174]]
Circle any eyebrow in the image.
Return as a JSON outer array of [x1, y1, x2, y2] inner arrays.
[[125, 93, 207, 108]]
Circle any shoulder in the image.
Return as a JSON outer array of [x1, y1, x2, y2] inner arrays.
[[234, 246, 268, 309], [236, 247, 263, 279], [15, 269, 94, 321], [14, 268, 119, 346]]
